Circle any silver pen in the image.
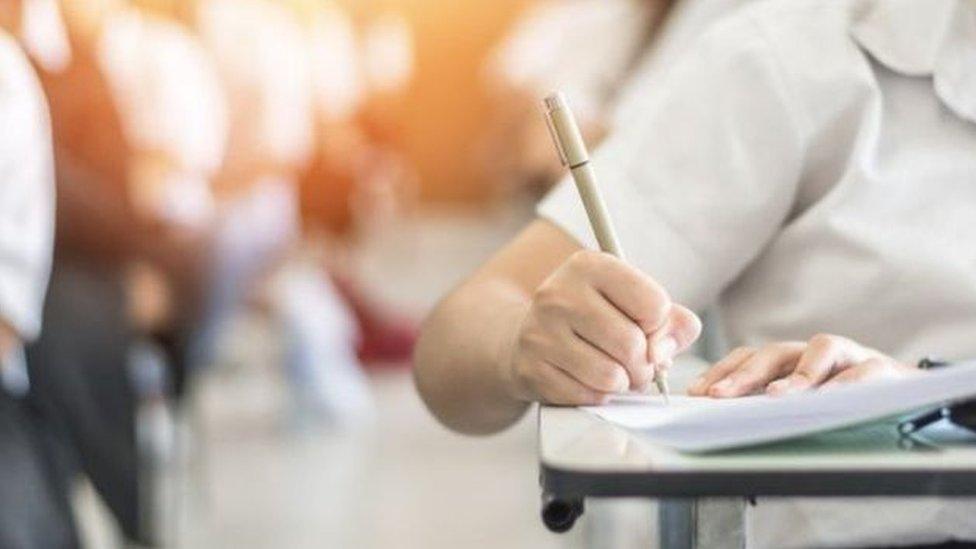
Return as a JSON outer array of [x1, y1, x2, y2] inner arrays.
[[542, 91, 671, 403]]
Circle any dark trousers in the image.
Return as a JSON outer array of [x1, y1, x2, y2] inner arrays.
[[0, 389, 78, 549], [26, 259, 142, 543]]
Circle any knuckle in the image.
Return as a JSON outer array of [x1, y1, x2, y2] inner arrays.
[[615, 331, 645, 365], [732, 346, 756, 357], [532, 286, 570, 318], [755, 344, 778, 358], [809, 333, 837, 349], [591, 368, 621, 392], [516, 326, 547, 354], [532, 283, 560, 307], [630, 364, 654, 385], [568, 249, 602, 272], [632, 296, 670, 327], [769, 341, 796, 353]]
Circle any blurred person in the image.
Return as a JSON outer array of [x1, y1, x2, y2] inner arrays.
[[415, 0, 976, 546], [290, 0, 418, 367], [184, 0, 375, 426], [0, 9, 69, 545], [479, 0, 675, 198], [16, 0, 226, 542], [479, 0, 762, 199]]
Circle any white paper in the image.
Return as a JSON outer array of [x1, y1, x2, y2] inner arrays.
[[583, 362, 976, 453], [582, 394, 766, 429]]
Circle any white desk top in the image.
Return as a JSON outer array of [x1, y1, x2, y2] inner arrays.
[[538, 356, 976, 500], [540, 355, 976, 475], [539, 404, 976, 474]]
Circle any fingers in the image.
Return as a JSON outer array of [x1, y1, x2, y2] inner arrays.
[[684, 334, 905, 400], [820, 357, 919, 389], [707, 342, 806, 398], [558, 331, 632, 393], [766, 334, 861, 395], [568, 287, 652, 384], [526, 361, 610, 406], [687, 346, 756, 396], [648, 305, 702, 366], [573, 251, 672, 333]]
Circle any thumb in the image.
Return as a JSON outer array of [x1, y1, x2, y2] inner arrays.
[[648, 305, 701, 365]]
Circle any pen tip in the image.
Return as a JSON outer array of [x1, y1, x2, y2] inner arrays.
[[655, 372, 671, 405]]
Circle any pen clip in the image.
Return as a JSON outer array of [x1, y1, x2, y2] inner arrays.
[[543, 106, 569, 167]]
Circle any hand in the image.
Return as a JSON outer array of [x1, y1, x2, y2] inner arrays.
[[503, 250, 701, 405], [688, 334, 919, 398]]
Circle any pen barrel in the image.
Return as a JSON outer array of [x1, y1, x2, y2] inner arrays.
[[570, 163, 626, 260], [545, 95, 589, 167]]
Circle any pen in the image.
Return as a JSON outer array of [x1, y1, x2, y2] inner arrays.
[[542, 91, 671, 403]]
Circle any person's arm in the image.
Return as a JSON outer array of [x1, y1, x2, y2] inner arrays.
[[689, 334, 920, 398], [417, 10, 827, 435], [414, 219, 700, 435], [0, 35, 55, 349]]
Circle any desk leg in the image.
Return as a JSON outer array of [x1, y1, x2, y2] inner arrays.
[[659, 499, 695, 549]]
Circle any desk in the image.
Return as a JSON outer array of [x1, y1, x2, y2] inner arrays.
[[538, 404, 976, 547]]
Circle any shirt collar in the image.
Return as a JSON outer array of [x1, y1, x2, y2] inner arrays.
[[851, 0, 976, 124]]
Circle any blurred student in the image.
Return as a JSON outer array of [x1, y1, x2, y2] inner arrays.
[[480, 0, 674, 197], [416, 0, 976, 546], [0, 9, 65, 546], [479, 0, 762, 199], [20, 0, 225, 541], [185, 0, 375, 426], [293, 0, 418, 367]]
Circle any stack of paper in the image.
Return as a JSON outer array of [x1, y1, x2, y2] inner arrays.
[[583, 362, 976, 453]]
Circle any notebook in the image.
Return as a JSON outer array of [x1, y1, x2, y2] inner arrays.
[[582, 362, 976, 453]]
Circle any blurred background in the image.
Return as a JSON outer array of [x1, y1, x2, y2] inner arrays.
[[0, 0, 697, 546]]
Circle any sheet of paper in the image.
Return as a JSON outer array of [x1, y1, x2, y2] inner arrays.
[[582, 394, 767, 429], [581, 362, 976, 453]]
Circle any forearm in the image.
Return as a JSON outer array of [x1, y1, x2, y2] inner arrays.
[[414, 277, 532, 435]]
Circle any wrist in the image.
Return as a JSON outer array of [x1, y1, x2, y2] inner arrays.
[[495, 302, 533, 403]]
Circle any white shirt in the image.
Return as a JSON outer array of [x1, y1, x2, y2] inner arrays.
[[304, 3, 364, 122], [97, 7, 227, 226], [196, 0, 314, 172], [0, 33, 54, 343], [538, 0, 976, 546]]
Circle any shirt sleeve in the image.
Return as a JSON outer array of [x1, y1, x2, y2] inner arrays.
[[537, 15, 808, 311], [0, 36, 55, 341]]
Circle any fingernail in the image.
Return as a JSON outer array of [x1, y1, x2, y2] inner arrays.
[[689, 376, 706, 393], [766, 379, 787, 395], [712, 378, 733, 393], [653, 337, 678, 362]]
